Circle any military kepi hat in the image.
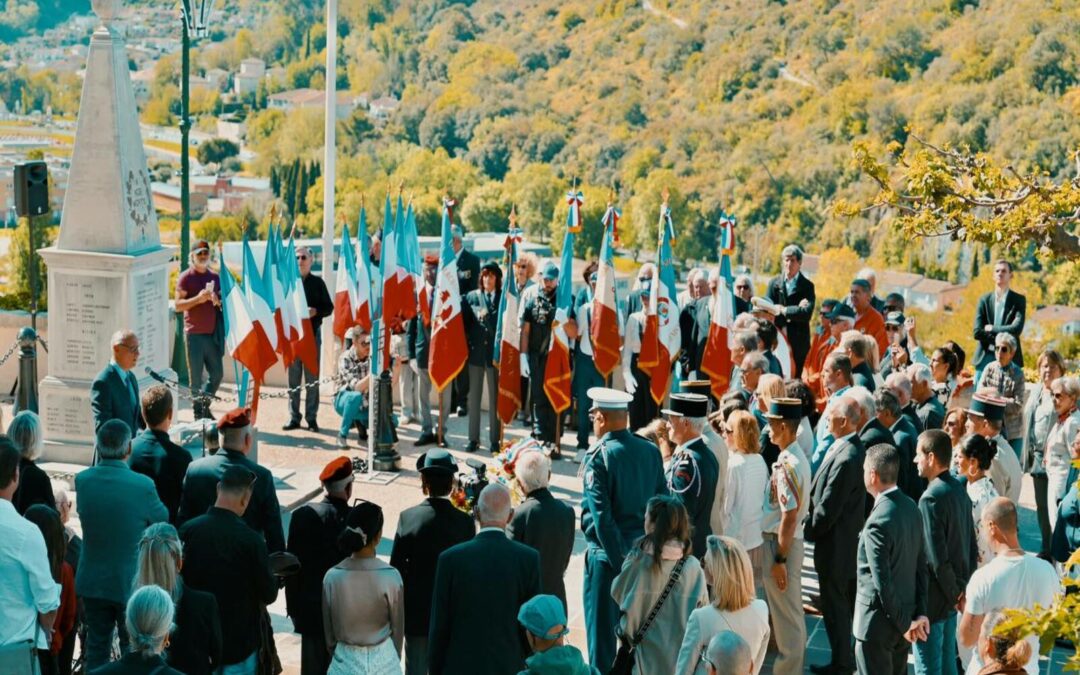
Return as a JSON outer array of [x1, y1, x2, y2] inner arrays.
[[217, 407, 252, 431], [662, 393, 710, 418], [763, 397, 804, 421], [416, 448, 458, 475], [967, 394, 1006, 422], [587, 387, 633, 411], [319, 456, 353, 484]]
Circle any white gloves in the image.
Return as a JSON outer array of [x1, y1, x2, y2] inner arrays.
[[409, 359, 420, 375], [624, 369, 637, 395], [520, 353, 530, 377]]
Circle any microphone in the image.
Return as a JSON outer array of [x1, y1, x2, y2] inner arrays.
[[145, 366, 167, 383]]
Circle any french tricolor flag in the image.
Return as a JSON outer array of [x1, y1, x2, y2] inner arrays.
[[543, 226, 575, 414], [701, 254, 735, 400], [494, 232, 522, 425], [638, 202, 681, 405], [591, 205, 621, 378], [332, 217, 361, 341], [220, 250, 277, 385], [428, 199, 467, 392]]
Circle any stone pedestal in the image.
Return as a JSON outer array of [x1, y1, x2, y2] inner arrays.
[[38, 4, 175, 463]]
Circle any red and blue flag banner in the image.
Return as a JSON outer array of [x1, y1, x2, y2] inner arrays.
[[261, 225, 293, 366], [242, 238, 277, 354], [220, 247, 277, 386], [332, 216, 361, 341], [271, 225, 301, 352], [428, 198, 468, 392], [494, 219, 522, 426], [701, 214, 737, 399], [543, 227, 575, 414], [638, 199, 681, 404], [565, 187, 583, 234], [378, 192, 401, 365], [591, 206, 621, 378], [395, 199, 420, 322], [283, 235, 320, 373], [354, 205, 373, 333]]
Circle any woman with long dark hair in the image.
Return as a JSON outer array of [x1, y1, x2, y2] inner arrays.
[[23, 505, 76, 675], [611, 495, 708, 675]]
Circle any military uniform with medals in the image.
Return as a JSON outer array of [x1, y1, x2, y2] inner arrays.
[[662, 394, 720, 557], [579, 387, 666, 673], [462, 262, 502, 452], [521, 265, 559, 442]]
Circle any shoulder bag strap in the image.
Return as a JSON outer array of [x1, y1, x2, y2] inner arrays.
[[630, 556, 687, 646]]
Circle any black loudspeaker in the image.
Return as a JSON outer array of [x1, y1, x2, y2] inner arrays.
[[14, 161, 49, 218]]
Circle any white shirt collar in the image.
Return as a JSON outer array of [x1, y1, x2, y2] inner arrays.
[[478, 526, 506, 535]]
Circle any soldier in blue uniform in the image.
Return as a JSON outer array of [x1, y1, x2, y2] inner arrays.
[[663, 393, 721, 557], [579, 386, 666, 673]]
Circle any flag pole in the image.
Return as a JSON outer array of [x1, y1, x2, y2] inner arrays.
[[438, 390, 445, 446]]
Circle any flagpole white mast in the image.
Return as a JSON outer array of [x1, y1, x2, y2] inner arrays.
[[320, 0, 338, 381]]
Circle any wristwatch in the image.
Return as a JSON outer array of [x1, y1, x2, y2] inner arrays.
[[774, 553, 787, 565]]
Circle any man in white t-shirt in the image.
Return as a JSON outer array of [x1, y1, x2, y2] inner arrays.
[[959, 497, 1060, 675]]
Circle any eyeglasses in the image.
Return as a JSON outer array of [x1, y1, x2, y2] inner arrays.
[[995, 346, 1011, 353], [359, 340, 371, 347], [120, 343, 140, 354], [885, 325, 900, 332], [735, 284, 749, 290]]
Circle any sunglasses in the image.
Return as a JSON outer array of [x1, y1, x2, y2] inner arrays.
[[885, 325, 900, 331], [995, 346, 1012, 353], [735, 284, 749, 290], [120, 343, 140, 354], [297, 255, 309, 261]]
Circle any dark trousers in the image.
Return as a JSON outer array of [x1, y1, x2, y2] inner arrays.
[[628, 358, 657, 432], [288, 335, 321, 423], [856, 632, 910, 675], [300, 632, 329, 675], [572, 351, 604, 448], [452, 366, 469, 412], [37, 649, 57, 675], [83, 597, 128, 671], [529, 354, 555, 443], [793, 335, 810, 379], [467, 364, 499, 449], [1032, 472, 1052, 555], [519, 375, 531, 423], [57, 627, 76, 675], [583, 548, 619, 675], [816, 566, 856, 672], [186, 332, 224, 417]]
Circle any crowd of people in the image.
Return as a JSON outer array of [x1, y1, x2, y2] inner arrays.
[[3, 238, 1079, 675]]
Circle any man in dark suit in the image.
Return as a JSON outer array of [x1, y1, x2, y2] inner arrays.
[[90, 329, 144, 436], [462, 261, 502, 453], [508, 451, 575, 610], [679, 274, 712, 376], [429, 483, 541, 675], [75, 420, 168, 670], [766, 244, 816, 377], [391, 449, 476, 675], [912, 430, 977, 675], [805, 396, 866, 675], [128, 385, 191, 523], [854, 444, 929, 675], [177, 407, 284, 552], [874, 388, 924, 501], [733, 274, 754, 317], [910, 363, 946, 431], [410, 255, 450, 447], [283, 246, 334, 432], [972, 259, 1026, 377], [568, 264, 606, 452], [451, 225, 481, 416], [285, 457, 352, 675], [180, 465, 278, 674], [664, 393, 720, 557]]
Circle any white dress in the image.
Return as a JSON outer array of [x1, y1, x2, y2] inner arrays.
[[674, 600, 771, 675]]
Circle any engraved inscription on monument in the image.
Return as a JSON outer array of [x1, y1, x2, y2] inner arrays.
[[42, 390, 95, 441], [54, 274, 120, 379], [132, 269, 166, 368]]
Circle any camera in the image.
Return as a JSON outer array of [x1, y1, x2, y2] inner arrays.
[[457, 458, 489, 509]]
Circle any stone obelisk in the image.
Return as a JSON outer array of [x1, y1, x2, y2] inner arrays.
[[38, 0, 176, 462]]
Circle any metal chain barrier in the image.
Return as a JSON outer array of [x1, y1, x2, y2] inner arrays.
[[36, 335, 48, 353], [149, 369, 351, 405], [0, 338, 21, 369]]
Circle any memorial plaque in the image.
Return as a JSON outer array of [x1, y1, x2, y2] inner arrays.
[[53, 273, 120, 379], [132, 269, 167, 369], [41, 388, 95, 441]]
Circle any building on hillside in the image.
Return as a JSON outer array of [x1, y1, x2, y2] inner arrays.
[[234, 58, 266, 97], [368, 96, 400, 121], [216, 115, 247, 144], [189, 175, 271, 215], [267, 89, 362, 120], [800, 254, 966, 312], [205, 68, 229, 91], [1030, 305, 1080, 338], [152, 182, 207, 216]]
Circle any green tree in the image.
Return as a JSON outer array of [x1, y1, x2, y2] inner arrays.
[[460, 181, 512, 232], [196, 138, 239, 165]]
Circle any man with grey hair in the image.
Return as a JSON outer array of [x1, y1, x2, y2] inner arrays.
[[730, 331, 760, 397], [733, 274, 754, 314], [664, 393, 720, 557], [76, 419, 167, 669], [705, 630, 753, 675], [429, 483, 542, 675], [178, 407, 284, 552], [885, 371, 923, 433], [908, 363, 945, 430], [509, 451, 575, 610], [91, 328, 143, 435], [850, 385, 895, 455], [766, 243, 816, 377], [805, 393, 866, 675], [740, 351, 769, 404], [875, 387, 922, 500], [284, 246, 333, 432], [855, 267, 886, 314]]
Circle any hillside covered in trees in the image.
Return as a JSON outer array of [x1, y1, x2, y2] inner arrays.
[[0, 0, 89, 41]]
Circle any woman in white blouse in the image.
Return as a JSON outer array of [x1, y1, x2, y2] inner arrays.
[[1044, 376, 1080, 521], [675, 535, 770, 675], [718, 410, 768, 589]]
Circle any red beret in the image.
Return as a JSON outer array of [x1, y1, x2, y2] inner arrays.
[[424, 253, 439, 265], [217, 407, 252, 430], [319, 456, 353, 483]]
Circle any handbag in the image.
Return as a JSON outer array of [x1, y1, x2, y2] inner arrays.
[[609, 556, 687, 675], [0, 621, 42, 675]]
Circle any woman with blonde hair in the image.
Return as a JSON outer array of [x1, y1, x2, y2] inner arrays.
[[718, 411, 768, 584], [611, 495, 708, 675], [133, 523, 221, 675], [674, 535, 770, 675], [1043, 375, 1080, 523], [974, 611, 1031, 675]]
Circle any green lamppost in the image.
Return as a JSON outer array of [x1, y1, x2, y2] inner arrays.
[[171, 0, 216, 385]]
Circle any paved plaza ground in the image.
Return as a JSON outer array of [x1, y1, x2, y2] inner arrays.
[[35, 383, 1075, 674]]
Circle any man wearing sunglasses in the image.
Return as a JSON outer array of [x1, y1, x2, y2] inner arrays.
[[284, 247, 334, 433], [175, 239, 223, 420], [91, 329, 145, 436]]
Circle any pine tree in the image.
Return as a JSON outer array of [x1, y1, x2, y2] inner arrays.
[[270, 164, 279, 197]]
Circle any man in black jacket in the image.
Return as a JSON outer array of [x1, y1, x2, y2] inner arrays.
[[855, 443, 928, 675], [874, 388, 924, 502], [284, 246, 334, 432], [409, 255, 450, 447], [177, 407, 285, 552], [462, 262, 502, 453], [508, 451, 575, 610], [128, 385, 191, 523], [390, 450, 476, 675], [429, 483, 541, 675], [90, 329, 144, 436], [972, 259, 1026, 379], [180, 466, 278, 674], [766, 244, 816, 377], [664, 393, 720, 557], [912, 430, 977, 675], [805, 395, 866, 675], [910, 363, 946, 431], [285, 457, 352, 675]]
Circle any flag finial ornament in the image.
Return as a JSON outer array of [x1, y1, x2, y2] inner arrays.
[[565, 177, 584, 234]]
